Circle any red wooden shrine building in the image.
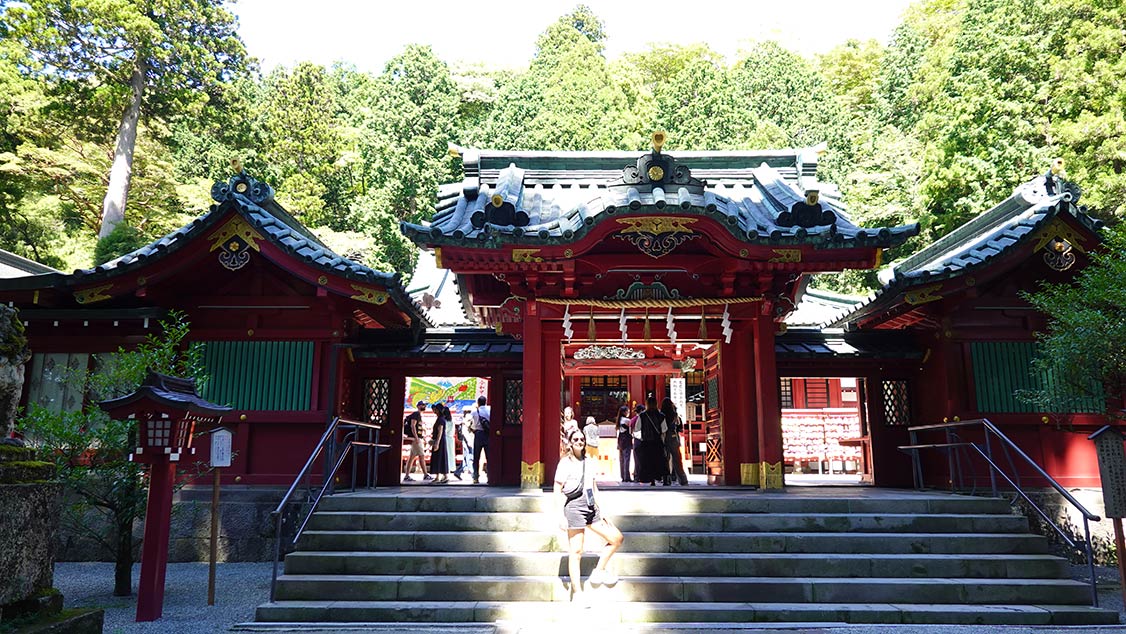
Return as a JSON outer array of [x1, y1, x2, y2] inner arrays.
[[0, 142, 1115, 490]]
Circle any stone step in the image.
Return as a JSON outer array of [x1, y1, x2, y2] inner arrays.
[[271, 574, 1092, 605], [305, 510, 1028, 533], [282, 551, 1070, 579], [317, 492, 1013, 516], [297, 530, 1050, 554], [253, 600, 1119, 626]]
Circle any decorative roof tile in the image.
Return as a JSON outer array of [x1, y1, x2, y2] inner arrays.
[[403, 148, 917, 250], [826, 174, 1105, 328]]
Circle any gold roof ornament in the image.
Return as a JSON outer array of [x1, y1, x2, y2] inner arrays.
[[652, 131, 666, 154]]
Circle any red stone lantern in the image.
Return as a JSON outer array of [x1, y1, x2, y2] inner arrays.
[[99, 370, 231, 622]]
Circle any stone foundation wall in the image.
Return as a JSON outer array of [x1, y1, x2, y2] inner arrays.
[[57, 485, 284, 563], [0, 482, 61, 605], [1018, 487, 1116, 565]]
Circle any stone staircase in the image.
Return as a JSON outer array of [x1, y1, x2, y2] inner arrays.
[[248, 488, 1119, 627]]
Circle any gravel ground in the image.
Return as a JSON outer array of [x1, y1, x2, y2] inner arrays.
[[54, 561, 1126, 634]]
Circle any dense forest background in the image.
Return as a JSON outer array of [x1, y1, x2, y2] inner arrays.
[[1, 1, 1123, 292]]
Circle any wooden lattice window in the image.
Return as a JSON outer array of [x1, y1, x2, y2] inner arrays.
[[706, 377, 719, 411], [505, 379, 524, 426], [779, 378, 794, 408], [882, 380, 911, 426], [364, 378, 391, 427]]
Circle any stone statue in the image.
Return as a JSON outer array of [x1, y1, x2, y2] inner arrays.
[[0, 305, 31, 443]]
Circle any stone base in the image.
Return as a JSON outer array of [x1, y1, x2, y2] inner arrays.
[[0, 482, 61, 605], [6, 608, 104, 634]]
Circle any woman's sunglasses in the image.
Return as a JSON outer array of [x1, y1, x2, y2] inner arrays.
[[570, 437, 586, 445]]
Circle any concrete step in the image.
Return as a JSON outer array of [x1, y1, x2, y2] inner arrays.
[[271, 574, 1093, 605], [305, 510, 1029, 533], [253, 600, 1120, 626], [317, 492, 1013, 516], [297, 530, 1050, 554], [282, 551, 1070, 579]]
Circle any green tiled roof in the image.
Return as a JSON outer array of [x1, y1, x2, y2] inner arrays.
[[404, 147, 917, 250]]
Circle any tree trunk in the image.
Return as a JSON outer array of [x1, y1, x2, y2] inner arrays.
[[113, 510, 135, 596], [99, 61, 147, 239]]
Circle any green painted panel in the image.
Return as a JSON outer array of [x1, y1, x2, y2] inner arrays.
[[970, 342, 1102, 414], [199, 340, 314, 411]]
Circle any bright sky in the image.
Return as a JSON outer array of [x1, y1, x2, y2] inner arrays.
[[234, 0, 915, 73]]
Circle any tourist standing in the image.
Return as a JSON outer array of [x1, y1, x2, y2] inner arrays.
[[555, 428, 624, 604], [582, 415, 600, 463], [445, 401, 457, 476], [471, 396, 490, 484], [454, 406, 474, 480], [636, 396, 668, 486], [660, 397, 689, 486], [429, 403, 450, 484], [403, 401, 431, 482], [616, 405, 632, 483], [560, 406, 578, 452], [629, 404, 645, 482]]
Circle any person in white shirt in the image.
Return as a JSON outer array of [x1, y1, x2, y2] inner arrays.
[[470, 396, 491, 484], [582, 415, 600, 461]]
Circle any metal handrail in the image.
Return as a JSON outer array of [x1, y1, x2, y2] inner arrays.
[[269, 416, 385, 602], [902, 417, 1101, 607]]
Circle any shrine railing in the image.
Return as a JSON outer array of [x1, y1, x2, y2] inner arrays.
[[900, 418, 1101, 607], [268, 416, 386, 602]]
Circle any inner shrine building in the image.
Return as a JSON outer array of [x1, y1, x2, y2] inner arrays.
[[0, 138, 1113, 491]]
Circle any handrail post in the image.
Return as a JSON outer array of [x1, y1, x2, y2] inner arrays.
[[909, 427, 921, 490], [944, 428, 956, 492], [1084, 517, 1099, 607], [984, 427, 998, 498]]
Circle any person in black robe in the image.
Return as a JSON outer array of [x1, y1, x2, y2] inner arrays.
[[636, 396, 669, 485], [429, 403, 449, 483]]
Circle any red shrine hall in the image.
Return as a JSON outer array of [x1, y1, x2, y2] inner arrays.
[[0, 139, 1116, 491]]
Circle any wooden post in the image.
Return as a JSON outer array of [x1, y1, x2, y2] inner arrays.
[[207, 467, 221, 606], [136, 460, 176, 622]]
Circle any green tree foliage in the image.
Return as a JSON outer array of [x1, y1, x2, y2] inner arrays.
[[17, 311, 206, 596], [1023, 224, 1126, 414], [5, 0, 248, 238], [468, 10, 643, 150]]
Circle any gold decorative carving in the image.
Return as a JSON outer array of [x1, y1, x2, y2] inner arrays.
[[521, 461, 544, 488], [647, 165, 665, 181], [74, 284, 113, 304], [1032, 218, 1088, 254], [512, 248, 544, 263], [207, 216, 263, 253], [740, 463, 760, 486], [768, 249, 802, 263], [317, 275, 328, 286], [760, 461, 784, 489], [137, 276, 147, 286], [739, 249, 749, 258], [614, 217, 699, 259], [563, 248, 574, 258], [434, 248, 443, 269], [904, 283, 943, 306], [616, 216, 697, 235], [349, 284, 389, 305]]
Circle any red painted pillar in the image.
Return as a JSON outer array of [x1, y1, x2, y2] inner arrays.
[[720, 325, 755, 485], [753, 312, 783, 489], [378, 374, 407, 486], [136, 459, 176, 622], [541, 322, 564, 488], [521, 301, 544, 488]]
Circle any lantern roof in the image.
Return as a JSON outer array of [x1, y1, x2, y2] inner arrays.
[[98, 369, 233, 418], [402, 146, 917, 251]]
